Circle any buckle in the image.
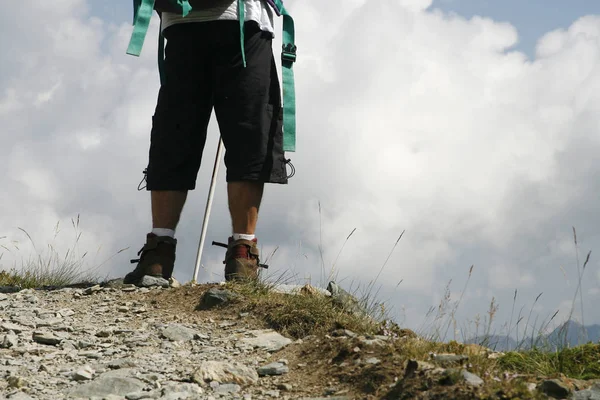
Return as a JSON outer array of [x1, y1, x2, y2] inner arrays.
[[282, 43, 297, 63]]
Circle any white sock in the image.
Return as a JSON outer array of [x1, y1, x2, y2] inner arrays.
[[233, 233, 255, 241], [152, 228, 175, 238]]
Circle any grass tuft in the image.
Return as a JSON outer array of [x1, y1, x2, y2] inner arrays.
[[225, 279, 385, 339], [498, 343, 600, 380], [0, 216, 123, 289]]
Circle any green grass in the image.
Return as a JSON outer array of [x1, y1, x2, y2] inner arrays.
[[498, 343, 600, 380], [226, 278, 386, 339]]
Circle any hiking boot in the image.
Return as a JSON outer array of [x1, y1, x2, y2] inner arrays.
[[224, 237, 260, 282], [124, 233, 177, 285]]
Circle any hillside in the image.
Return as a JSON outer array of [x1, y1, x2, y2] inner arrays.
[[1, 280, 600, 399]]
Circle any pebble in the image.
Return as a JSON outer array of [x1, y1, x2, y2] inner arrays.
[[461, 369, 484, 386], [257, 362, 289, 376]]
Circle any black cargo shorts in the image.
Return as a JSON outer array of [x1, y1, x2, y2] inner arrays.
[[145, 20, 288, 190]]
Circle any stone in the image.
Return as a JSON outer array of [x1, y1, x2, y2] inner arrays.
[[67, 376, 146, 397], [297, 398, 351, 400], [193, 361, 259, 385], [1, 323, 29, 333], [139, 276, 170, 288], [538, 379, 572, 398], [161, 324, 198, 342], [160, 383, 204, 400], [257, 362, 289, 376], [240, 330, 293, 352], [277, 383, 293, 391], [431, 353, 469, 365], [1, 332, 19, 348], [83, 285, 102, 295], [525, 382, 537, 393], [32, 331, 62, 346], [125, 390, 161, 399], [0, 286, 21, 293], [72, 365, 95, 381], [327, 281, 368, 318], [7, 376, 27, 388], [6, 392, 35, 400], [461, 370, 484, 386], [331, 329, 357, 338], [572, 384, 600, 400], [58, 308, 75, 317], [200, 287, 239, 309], [405, 360, 437, 376], [215, 383, 241, 394], [107, 358, 138, 369]]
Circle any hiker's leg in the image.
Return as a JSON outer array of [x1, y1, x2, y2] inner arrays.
[[145, 22, 215, 206], [213, 21, 288, 188], [227, 181, 264, 235], [151, 190, 188, 230], [212, 21, 288, 280], [124, 23, 215, 284]]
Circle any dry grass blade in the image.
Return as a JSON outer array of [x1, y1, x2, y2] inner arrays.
[[366, 230, 405, 296], [329, 227, 357, 282]]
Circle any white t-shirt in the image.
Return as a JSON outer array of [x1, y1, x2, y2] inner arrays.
[[160, 0, 275, 36]]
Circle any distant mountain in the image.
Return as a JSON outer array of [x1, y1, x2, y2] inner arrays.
[[465, 320, 600, 352], [464, 335, 518, 352], [545, 321, 600, 350]]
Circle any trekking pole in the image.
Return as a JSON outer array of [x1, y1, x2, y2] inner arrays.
[[192, 138, 224, 284]]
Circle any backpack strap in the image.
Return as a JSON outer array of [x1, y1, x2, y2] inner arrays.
[[270, 0, 297, 152], [126, 0, 191, 58], [238, 0, 247, 68], [126, 0, 156, 57]]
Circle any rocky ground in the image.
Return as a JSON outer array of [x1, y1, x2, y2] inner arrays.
[[1, 280, 600, 400]]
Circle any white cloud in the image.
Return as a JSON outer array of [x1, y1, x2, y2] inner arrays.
[[1, 0, 600, 333]]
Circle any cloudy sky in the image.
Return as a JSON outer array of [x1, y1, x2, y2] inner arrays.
[[2, 0, 600, 341]]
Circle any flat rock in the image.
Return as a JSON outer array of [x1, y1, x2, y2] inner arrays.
[[67, 376, 146, 398], [72, 365, 95, 381], [461, 370, 483, 386], [139, 276, 169, 288], [240, 330, 293, 352], [2, 323, 30, 333], [32, 331, 62, 346], [160, 383, 204, 399], [0, 286, 21, 293], [431, 353, 469, 365], [161, 324, 198, 342], [6, 392, 35, 400], [257, 362, 289, 376], [193, 361, 259, 385], [215, 383, 241, 394]]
